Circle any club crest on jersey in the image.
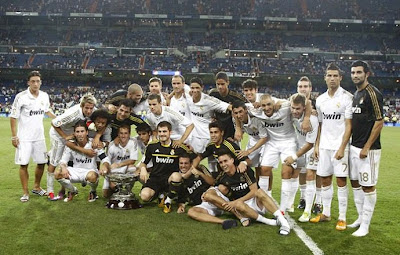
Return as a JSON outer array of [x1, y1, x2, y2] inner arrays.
[[359, 97, 364, 105], [336, 102, 341, 108], [170, 149, 175, 155]]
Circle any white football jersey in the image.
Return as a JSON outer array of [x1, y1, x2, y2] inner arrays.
[[252, 100, 296, 142], [316, 86, 353, 150], [146, 105, 193, 140], [10, 89, 50, 141], [293, 114, 319, 148], [104, 138, 138, 165], [186, 92, 230, 138], [60, 139, 106, 169], [170, 94, 191, 119], [50, 104, 87, 138]]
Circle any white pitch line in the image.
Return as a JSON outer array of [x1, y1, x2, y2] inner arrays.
[[286, 216, 324, 255], [271, 197, 324, 255]]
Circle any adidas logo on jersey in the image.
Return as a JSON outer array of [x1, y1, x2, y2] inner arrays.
[[155, 149, 160, 152]]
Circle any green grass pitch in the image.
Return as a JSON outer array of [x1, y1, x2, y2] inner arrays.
[[0, 118, 399, 254]]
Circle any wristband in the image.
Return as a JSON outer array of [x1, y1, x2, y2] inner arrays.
[[292, 154, 298, 161], [11, 136, 18, 140]]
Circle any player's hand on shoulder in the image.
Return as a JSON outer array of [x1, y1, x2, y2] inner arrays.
[[172, 140, 183, 148]]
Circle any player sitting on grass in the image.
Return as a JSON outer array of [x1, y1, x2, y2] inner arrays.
[[188, 151, 291, 235]]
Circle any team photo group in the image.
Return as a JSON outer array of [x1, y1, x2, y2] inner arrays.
[[10, 60, 383, 238]]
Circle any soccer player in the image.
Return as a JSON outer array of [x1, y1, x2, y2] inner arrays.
[[296, 76, 323, 213], [186, 77, 231, 153], [188, 151, 290, 235], [146, 94, 194, 147], [348, 61, 383, 237], [108, 99, 149, 140], [169, 74, 191, 118], [232, 101, 268, 179], [10, 71, 56, 202], [176, 153, 215, 214], [242, 79, 263, 104], [105, 83, 144, 114], [47, 94, 97, 200], [100, 125, 138, 198], [148, 77, 169, 105], [139, 121, 194, 213], [191, 121, 251, 176], [310, 63, 353, 231], [282, 93, 319, 222], [209, 71, 246, 139], [55, 121, 108, 202], [253, 94, 299, 214]]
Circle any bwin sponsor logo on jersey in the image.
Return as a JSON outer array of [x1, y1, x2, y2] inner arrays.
[[232, 182, 248, 191], [352, 106, 362, 114], [29, 109, 45, 116], [323, 112, 341, 120], [191, 111, 204, 117], [155, 156, 174, 164], [187, 180, 203, 194], [76, 158, 92, 164], [264, 122, 284, 128], [117, 155, 130, 161]]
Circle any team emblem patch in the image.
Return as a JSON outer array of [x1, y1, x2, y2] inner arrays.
[[170, 149, 175, 155], [336, 102, 341, 108], [359, 97, 364, 105]]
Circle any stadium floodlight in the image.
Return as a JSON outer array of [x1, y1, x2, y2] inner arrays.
[[152, 70, 181, 76]]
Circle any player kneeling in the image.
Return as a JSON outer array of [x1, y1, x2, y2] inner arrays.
[[55, 121, 107, 202], [188, 151, 290, 235]]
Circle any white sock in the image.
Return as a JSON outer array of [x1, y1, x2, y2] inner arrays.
[[360, 190, 377, 232], [58, 178, 74, 191], [273, 210, 290, 229], [299, 184, 306, 200], [304, 180, 316, 214], [321, 185, 333, 217], [352, 187, 365, 223], [165, 196, 172, 205], [158, 193, 165, 199], [256, 215, 277, 226], [47, 172, 55, 193], [258, 176, 270, 193], [288, 177, 299, 208], [279, 179, 291, 212], [337, 185, 348, 221], [315, 187, 322, 204]]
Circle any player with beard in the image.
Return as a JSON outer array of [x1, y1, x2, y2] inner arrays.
[[348, 61, 383, 237]]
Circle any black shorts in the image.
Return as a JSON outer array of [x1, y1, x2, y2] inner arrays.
[[142, 175, 169, 198]]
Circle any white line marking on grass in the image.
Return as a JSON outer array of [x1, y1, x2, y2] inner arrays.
[[286, 216, 324, 255], [270, 197, 323, 254]]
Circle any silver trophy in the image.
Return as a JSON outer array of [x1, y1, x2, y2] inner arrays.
[[106, 173, 142, 210]]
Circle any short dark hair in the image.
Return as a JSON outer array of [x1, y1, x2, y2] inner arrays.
[[232, 101, 247, 110], [90, 109, 110, 124], [190, 77, 203, 87], [209, 121, 224, 132], [136, 123, 152, 133], [351, 60, 372, 75], [118, 124, 131, 134], [74, 120, 88, 131], [216, 149, 234, 159], [242, 79, 258, 89], [157, 121, 172, 131], [325, 62, 343, 76], [119, 98, 134, 109], [179, 152, 193, 163], [149, 77, 162, 86], [148, 94, 161, 103], [215, 71, 229, 82], [28, 70, 41, 81]]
